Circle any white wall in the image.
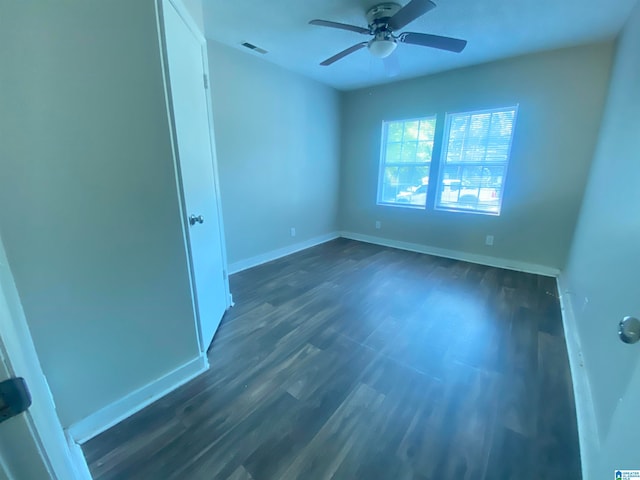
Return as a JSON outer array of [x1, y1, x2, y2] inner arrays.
[[562, 1, 640, 476], [339, 43, 613, 270], [0, 1, 200, 427], [207, 41, 341, 267]]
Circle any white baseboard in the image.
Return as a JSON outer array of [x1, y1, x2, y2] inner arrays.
[[556, 274, 599, 480], [228, 232, 340, 274], [68, 354, 209, 444], [340, 231, 560, 277]]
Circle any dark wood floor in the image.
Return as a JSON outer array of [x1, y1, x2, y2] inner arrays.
[[83, 238, 581, 479]]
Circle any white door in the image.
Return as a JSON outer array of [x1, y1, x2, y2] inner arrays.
[[0, 239, 91, 480], [0, 358, 51, 479], [162, 0, 228, 351]]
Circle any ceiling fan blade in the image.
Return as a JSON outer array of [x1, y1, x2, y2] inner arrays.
[[388, 0, 436, 31], [309, 19, 370, 35], [320, 42, 368, 66], [399, 32, 467, 52]]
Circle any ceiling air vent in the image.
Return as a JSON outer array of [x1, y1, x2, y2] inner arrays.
[[240, 42, 268, 54]]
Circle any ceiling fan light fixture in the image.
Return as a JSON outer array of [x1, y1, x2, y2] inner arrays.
[[368, 37, 397, 58]]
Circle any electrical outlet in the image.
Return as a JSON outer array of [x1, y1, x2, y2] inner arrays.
[[375, 220, 381, 230], [290, 227, 296, 237], [485, 235, 494, 246]]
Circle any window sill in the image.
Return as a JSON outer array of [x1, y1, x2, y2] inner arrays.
[[434, 205, 501, 216], [377, 202, 426, 210]]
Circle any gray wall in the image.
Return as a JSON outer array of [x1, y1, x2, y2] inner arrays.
[[563, 1, 640, 476], [339, 43, 614, 270], [0, 1, 200, 427], [207, 41, 341, 266]]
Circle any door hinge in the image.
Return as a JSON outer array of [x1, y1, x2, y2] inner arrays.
[[203, 74, 209, 89]]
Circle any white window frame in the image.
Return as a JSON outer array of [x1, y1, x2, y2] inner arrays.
[[376, 115, 437, 209], [434, 105, 518, 216]]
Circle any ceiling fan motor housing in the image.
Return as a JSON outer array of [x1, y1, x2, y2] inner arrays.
[[366, 2, 402, 33]]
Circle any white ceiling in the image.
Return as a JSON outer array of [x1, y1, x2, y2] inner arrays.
[[202, 0, 637, 91]]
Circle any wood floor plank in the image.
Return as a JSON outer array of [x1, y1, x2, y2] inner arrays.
[[83, 238, 581, 479], [485, 426, 534, 480], [228, 465, 254, 480], [279, 382, 385, 480], [536, 332, 582, 479], [499, 306, 540, 437]]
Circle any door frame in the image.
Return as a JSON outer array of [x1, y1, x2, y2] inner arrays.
[[0, 237, 92, 479], [155, 0, 232, 353]]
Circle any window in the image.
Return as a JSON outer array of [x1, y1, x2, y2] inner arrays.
[[435, 106, 518, 215], [377, 116, 436, 208]]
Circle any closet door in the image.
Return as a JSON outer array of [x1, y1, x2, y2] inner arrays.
[[162, 0, 228, 351]]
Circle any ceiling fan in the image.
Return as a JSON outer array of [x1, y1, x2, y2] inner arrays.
[[309, 0, 467, 66]]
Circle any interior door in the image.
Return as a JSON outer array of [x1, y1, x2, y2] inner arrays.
[[162, 0, 228, 351], [0, 326, 51, 480], [0, 238, 91, 479]]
